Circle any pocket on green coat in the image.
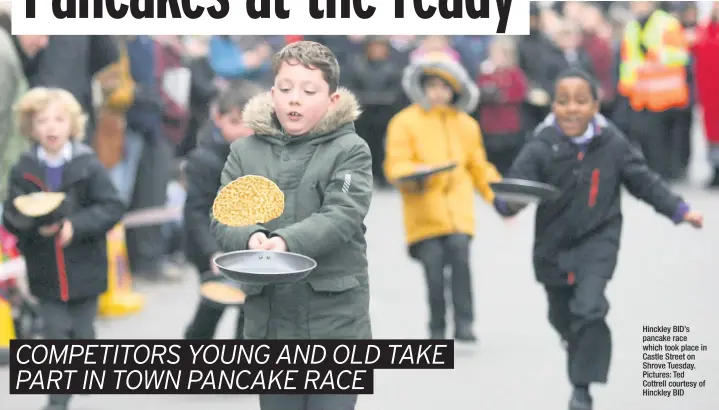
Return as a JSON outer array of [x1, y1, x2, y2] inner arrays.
[[306, 275, 371, 339]]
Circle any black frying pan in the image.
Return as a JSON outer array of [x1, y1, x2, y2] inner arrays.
[[214, 250, 317, 285], [396, 163, 457, 183], [491, 179, 561, 204], [395, 163, 457, 193]]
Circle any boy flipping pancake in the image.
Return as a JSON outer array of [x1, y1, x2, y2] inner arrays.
[[210, 41, 372, 410]]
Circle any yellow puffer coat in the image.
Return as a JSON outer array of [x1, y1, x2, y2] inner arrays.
[[384, 104, 501, 245]]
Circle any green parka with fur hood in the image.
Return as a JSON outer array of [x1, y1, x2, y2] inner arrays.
[[210, 88, 373, 340]]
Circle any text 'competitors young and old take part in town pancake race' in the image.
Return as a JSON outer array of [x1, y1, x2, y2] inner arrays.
[[1, 2, 718, 410]]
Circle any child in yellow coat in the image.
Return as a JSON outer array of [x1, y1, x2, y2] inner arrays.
[[384, 57, 501, 342]]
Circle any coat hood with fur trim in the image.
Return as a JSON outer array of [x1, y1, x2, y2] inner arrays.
[[241, 87, 362, 140], [402, 57, 480, 113]]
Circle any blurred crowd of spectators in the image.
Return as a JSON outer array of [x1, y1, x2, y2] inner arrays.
[[0, 1, 718, 281]]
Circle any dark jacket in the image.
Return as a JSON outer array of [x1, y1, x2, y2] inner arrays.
[[517, 33, 555, 91], [541, 43, 596, 94], [305, 36, 365, 73], [344, 55, 403, 109], [125, 36, 163, 143], [210, 88, 373, 340], [179, 57, 218, 156], [344, 54, 404, 136], [183, 122, 229, 273], [499, 115, 685, 286], [23, 36, 118, 137], [2, 143, 125, 301], [188, 57, 218, 119]]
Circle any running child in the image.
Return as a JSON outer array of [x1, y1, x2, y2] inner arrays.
[[2, 87, 125, 410], [183, 81, 263, 340], [210, 41, 373, 410], [494, 68, 703, 410], [384, 56, 501, 342]]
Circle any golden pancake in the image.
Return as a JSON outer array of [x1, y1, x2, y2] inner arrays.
[[200, 281, 246, 304], [13, 192, 66, 217], [212, 175, 284, 227]]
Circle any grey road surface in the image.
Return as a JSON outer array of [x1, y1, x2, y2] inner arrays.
[[3, 125, 719, 409]]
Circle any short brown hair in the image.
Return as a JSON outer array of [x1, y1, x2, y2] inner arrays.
[[216, 80, 264, 115], [15, 87, 87, 141], [272, 41, 340, 93]]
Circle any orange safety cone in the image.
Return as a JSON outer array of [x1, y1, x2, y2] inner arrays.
[[98, 224, 145, 317], [0, 295, 14, 365]]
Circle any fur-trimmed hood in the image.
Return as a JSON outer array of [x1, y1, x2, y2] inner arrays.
[[241, 87, 362, 140], [401, 57, 479, 113]]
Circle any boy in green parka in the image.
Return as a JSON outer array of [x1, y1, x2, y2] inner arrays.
[[210, 41, 373, 410]]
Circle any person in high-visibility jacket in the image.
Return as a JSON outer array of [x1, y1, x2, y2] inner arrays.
[[618, 1, 691, 181]]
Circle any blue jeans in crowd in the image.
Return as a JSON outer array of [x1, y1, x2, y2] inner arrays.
[[107, 129, 145, 205], [162, 180, 186, 256]]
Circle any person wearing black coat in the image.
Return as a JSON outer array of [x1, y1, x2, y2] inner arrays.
[[344, 37, 403, 188], [518, 4, 557, 130], [21, 36, 119, 143], [542, 22, 596, 93], [183, 82, 262, 340], [183, 122, 229, 275], [3, 142, 124, 302], [178, 54, 218, 157], [494, 69, 703, 410], [2, 89, 124, 410]]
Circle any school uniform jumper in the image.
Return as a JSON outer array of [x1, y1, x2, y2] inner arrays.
[[497, 116, 688, 386], [2, 142, 124, 408]]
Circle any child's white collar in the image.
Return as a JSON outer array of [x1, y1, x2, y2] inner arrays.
[[540, 113, 608, 130], [38, 142, 72, 167], [570, 124, 595, 145], [536, 113, 607, 143]]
